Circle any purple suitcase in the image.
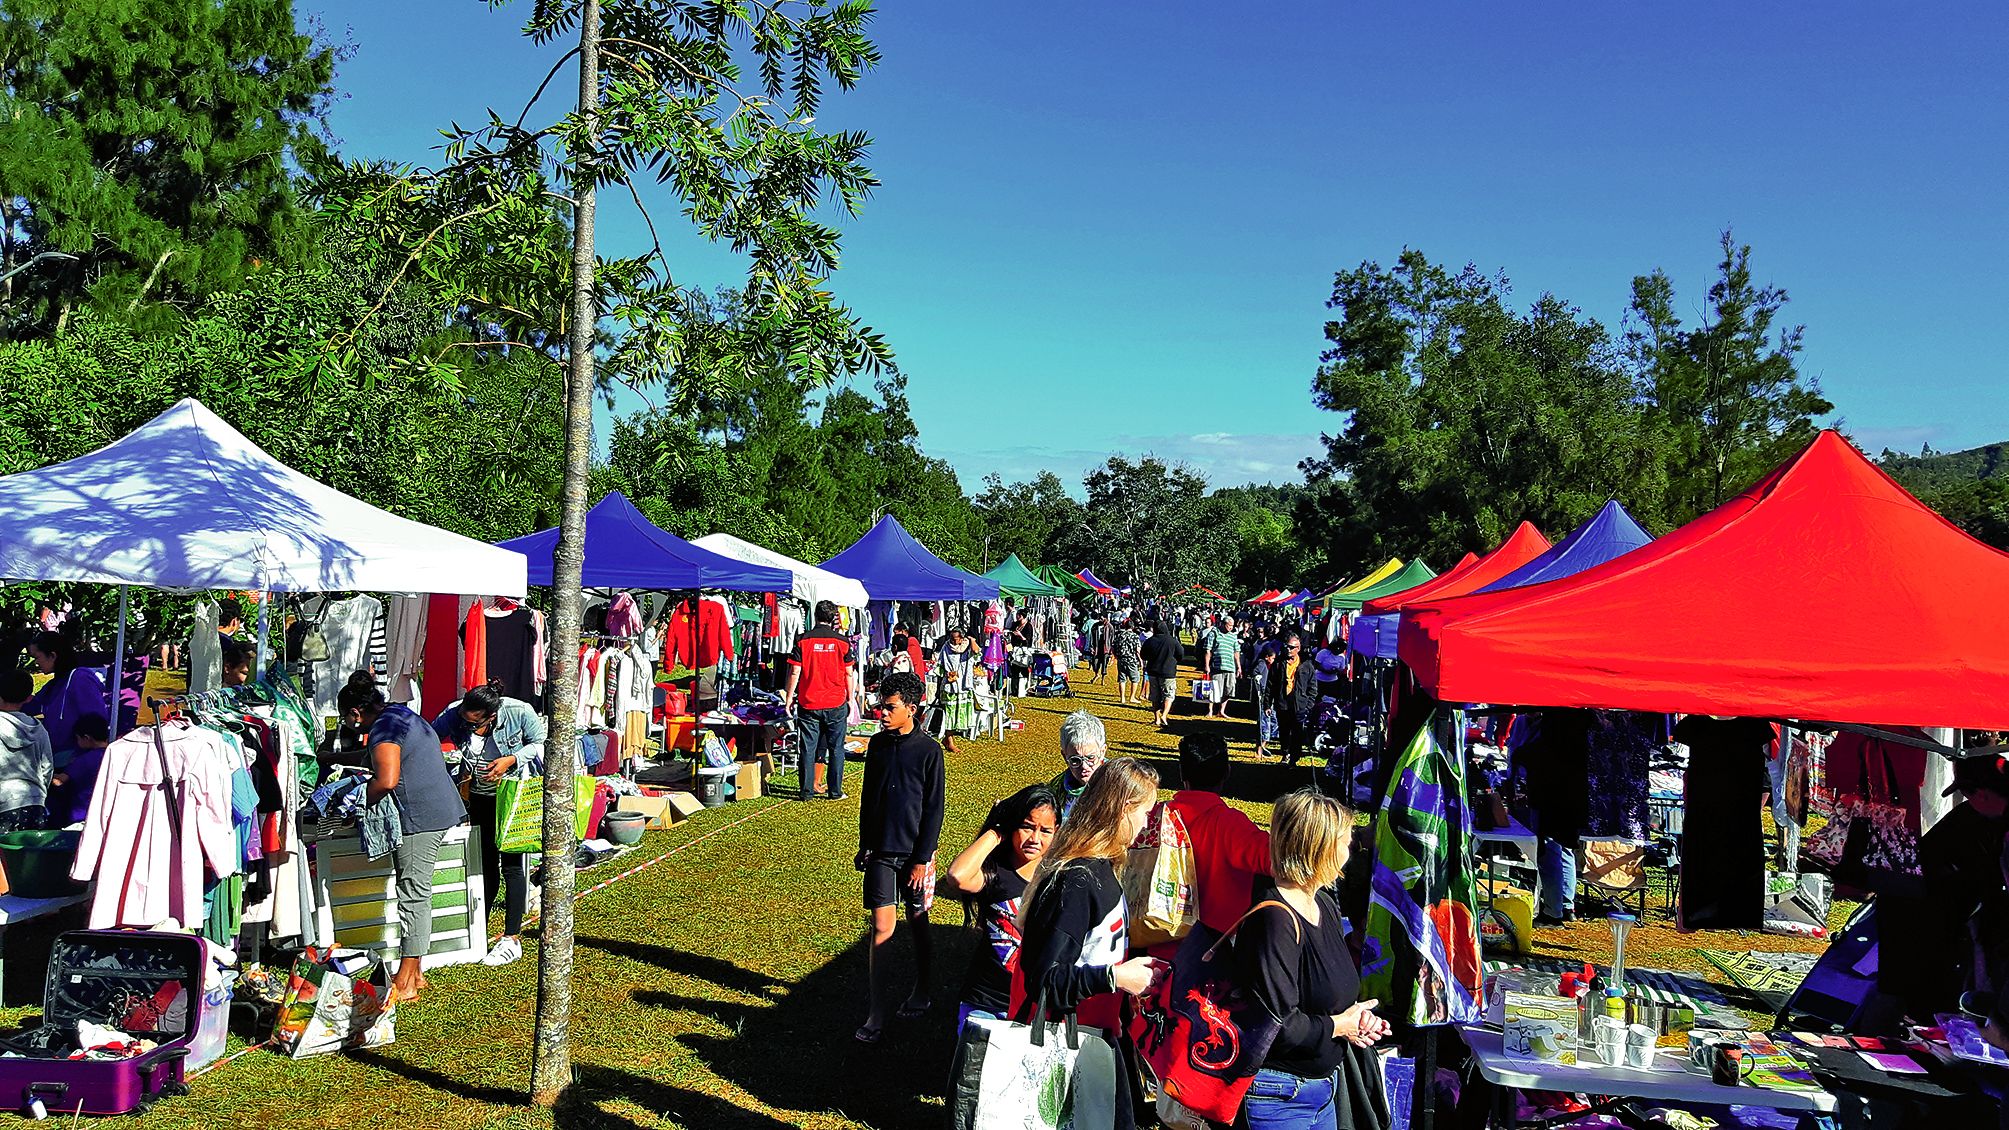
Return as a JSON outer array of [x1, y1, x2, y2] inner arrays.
[[0, 930, 210, 1117]]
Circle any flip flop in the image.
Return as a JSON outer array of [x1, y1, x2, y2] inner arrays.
[[896, 1000, 931, 1020], [854, 1023, 883, 1045]]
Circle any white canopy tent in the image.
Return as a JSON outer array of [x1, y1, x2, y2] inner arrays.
[[0, 398, 527, 597], [691, 532, 870, 607]]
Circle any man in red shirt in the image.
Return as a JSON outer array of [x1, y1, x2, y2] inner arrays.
[[1166, 732, 1272, 935], [784, 601, 862, 801]]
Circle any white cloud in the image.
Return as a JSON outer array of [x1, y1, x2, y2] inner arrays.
[[932, 432, 1326, 495]]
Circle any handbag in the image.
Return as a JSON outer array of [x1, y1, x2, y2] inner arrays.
[[1129, 900, 1296, 1125], [493, 773, 596, 853], [949, 990, 1119, 1130], [1121, 802, 1198, 948], [1828, 743, 1921, 893], [273, 947, 396, 1058]]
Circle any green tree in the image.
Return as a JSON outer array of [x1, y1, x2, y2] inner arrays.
[[0, 0, 337, 332], [1079, 455, 1210, 589], [1626, 231, 1833, 525], [1303, 249, 1659, 571], [343, 1, 894, 1101], [973, 471, 1084, 567]]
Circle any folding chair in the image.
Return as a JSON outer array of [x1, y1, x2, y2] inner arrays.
[[1576, 837, 1650, 919]]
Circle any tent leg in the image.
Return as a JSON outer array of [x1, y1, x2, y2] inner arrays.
[[108, 586, 129, 740]]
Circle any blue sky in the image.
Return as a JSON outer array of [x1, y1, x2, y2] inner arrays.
[[314, 0, 2008, 492]]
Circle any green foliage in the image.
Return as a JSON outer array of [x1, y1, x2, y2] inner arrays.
[[1301, 249, 1660, 574], [973, 472, 1085, 570], [1626, 231, 1833, 524], [1883, 441, 2009, 550], [0, 0, 337, 332]]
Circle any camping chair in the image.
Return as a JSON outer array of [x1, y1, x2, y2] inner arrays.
[[1576, 837, 1651, 919]]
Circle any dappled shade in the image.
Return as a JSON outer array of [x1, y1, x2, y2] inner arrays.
[[0, 397, 527, 595]]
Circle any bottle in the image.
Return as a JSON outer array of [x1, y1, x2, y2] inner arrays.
[[1602, 987, 1627, 1020]]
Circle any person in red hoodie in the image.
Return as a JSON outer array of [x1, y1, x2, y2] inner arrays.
[[1165, 731, 1273, 937]]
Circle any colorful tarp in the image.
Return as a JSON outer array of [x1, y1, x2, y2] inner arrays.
[[1360, 522, 1550, 616], [823, 515, 1000, 601], [1322, 559, 1437, 612], [499, 492, 790, 592], [982, 553, 1066, 598], [1326, 557, 1404, 599], [1401, 430, 2009, 729], [1076, 568, 1117, 594], [1359, 711, 1484, 1026]]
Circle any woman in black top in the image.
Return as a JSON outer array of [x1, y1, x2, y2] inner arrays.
[[1239, 788, 1389, 1130], [942, 784, 1060, 1029], [1016, 758, 1167, 1039]]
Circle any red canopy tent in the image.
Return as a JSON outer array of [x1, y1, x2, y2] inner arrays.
[[1400, 430, 2009, 730], [1360, 524, 1549, 615]]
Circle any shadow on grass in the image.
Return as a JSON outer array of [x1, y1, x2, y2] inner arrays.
[[554, 1063, 802, 1129], [577, 935, 788, 999], [349, 1046, 526, 1105], [663, 928, 973, 1129]]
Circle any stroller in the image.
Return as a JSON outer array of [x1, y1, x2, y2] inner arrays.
[[1023, 649, 1073, 698]]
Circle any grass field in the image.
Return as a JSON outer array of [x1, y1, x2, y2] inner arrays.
[[3, 654, 1833, 1128]]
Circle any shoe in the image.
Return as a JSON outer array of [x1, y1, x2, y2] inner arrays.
[[822, 791, 848, 801], [482, 936, 523, 966]]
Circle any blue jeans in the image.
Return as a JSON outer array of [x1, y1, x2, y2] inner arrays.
[[795, 704, 849, 797], [1243, 1066, 1339, 1130], [1767, 749, 1799, 872], [1538, 836, 1576, 919]]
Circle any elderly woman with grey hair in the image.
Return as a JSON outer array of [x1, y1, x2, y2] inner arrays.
[[1044, 709, 1107, 821]]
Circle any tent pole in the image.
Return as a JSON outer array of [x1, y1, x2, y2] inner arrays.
[[107, 586, 129, 739]]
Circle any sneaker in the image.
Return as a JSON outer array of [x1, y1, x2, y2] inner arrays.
[[483, 936, 523, 966], [823, 791, 848, 801]]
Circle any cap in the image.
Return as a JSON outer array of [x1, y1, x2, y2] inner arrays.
[[1944, 754, 2009, 798]]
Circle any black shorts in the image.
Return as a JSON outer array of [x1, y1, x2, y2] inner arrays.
[[863, 855, 928, 915]]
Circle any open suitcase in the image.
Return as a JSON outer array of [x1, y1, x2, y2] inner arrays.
[[0, 930, 220, 1118]]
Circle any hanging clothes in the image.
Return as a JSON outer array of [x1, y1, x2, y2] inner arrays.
[[1582, 710, 1662, 841], [605, 592, 644, 639], [483, 603, 544, 709], [663, 597, 735, 671], [71, 722, 241, 930], [461, 600, 489, 691], [1674, 715, 1775, 931], [188, 601, 222, 695], [313, 595, 384, 722], [384, 595, 427, 704]]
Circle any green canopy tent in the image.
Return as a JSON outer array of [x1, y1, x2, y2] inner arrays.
[[1032, 563, 1096, 598], [1323, 559, 1437, 612], [984, 553, 1067, 598]]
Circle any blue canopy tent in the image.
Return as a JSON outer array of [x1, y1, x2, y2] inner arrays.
[[1280, 588, 1314, 608], [1349, 500, 1653, 660], [497, 491, 791, 591], [821, 515, 999, 601]]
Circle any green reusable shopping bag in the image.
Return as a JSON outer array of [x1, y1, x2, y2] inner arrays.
[[494, 774, 595, 853]]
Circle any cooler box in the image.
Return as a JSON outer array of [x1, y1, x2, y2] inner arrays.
[[0, 930, 222, 1117]]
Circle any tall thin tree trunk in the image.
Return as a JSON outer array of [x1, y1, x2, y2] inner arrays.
[[530, 0, 601, 1106]]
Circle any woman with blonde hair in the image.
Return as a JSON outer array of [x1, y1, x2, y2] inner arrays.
[[1239, 788, 1389, 1130], [1015, 757, 1169, 1038]]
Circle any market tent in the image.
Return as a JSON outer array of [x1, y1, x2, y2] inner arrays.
[[0, 397, 527, 596], [1034, 564, 1096, 597], [1246, 589, 1279, 604], [1361, 522, 1550, 615], [1352, 503, 1650, 660], [1076, 568, 1117, 594], [1327, 557, 1405, 599], [1280, 588, 1314, 608], [691, 533, 870, 607], [983, 553, 1066, 598], [1322, 559, 1438, 612], [499, 492, 790, 592], [823, 515, 1001, 601], [1400, 430, 2009, 729]]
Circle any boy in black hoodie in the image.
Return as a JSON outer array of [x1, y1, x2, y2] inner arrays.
[[854, 671, 945, 1043]]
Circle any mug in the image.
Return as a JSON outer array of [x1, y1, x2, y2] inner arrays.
[[1710, 1044, 1756, 1086], [1687, 1035, 1737, 1074]]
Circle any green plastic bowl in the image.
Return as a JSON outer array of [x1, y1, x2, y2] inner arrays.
[[0, 829, 86, 900]]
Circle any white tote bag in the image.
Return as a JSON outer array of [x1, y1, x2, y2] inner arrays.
[[952, 1011, 1118, 1130]]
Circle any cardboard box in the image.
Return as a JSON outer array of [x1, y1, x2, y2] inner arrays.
[[615, 793, 671, 829], [741, 751, 775, 781], [733, 760, 762, 800], [665, 791, 705, 824]]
